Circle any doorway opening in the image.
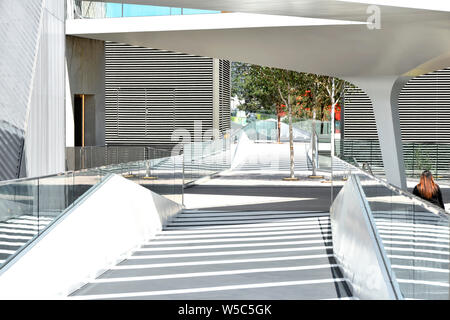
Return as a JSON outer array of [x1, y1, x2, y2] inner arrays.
[[74, 94, 85, 147], [74, 94, 96, 147]]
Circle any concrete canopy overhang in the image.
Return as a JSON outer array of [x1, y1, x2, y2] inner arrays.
[[66, 3, 450, 77], [88, 0, 450, 21], [67, 1, 450, 189]]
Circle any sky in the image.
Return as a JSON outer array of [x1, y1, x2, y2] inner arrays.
[[106, 3, 220, 18]]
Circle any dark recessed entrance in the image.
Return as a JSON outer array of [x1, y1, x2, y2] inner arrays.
[[74, 94, 85, 147]]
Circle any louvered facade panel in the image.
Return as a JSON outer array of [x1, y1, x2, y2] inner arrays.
[[398, 68, 450, 143], [342, 68, 450, 175], [105, 42, 230, 148], [219, 60, 231, 135], [342, 85, 378, 140]]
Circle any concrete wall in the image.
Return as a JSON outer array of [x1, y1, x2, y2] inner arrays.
[[66, 35, 105, 147], [24, 0, 66, 178], [0, 0, 66, 180]]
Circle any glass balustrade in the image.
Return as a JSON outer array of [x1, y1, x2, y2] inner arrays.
[[335, 139, 450, 184], [332, 156, 449, 300], [66, 146, 170, 171], [0, 168, 106, 269], [183, 137, 231, 185], [1, 134, 235, 269]]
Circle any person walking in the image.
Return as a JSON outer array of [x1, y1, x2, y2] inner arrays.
[[413, 170, 445, 209]]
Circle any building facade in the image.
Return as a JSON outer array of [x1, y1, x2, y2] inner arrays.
[[104, 42, 231, 149], [0, 0, 65, 180]]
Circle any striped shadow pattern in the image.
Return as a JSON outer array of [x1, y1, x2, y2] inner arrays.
[[232, 143, 350, 174], [70, 210, 352, 300], [232, 143, 310, 173], [373, 211, 449, 300], [0, 215, 53, 265], [104, 43, 231, 147]]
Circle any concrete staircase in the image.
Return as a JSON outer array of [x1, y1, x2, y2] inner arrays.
[[71, 209, 353, 300]]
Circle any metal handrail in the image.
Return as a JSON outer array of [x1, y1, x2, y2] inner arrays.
[[362, 162, 374, 176], [0, 171, 78, 187], [1, 145, 173, 187]]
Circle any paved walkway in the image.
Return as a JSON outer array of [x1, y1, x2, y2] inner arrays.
[[70, 142, 353, 300], [184, 142, 341, 212]]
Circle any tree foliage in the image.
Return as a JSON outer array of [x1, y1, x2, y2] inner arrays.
[[231, 62, 279, 112], [231, 62, 346, 124], [231, 62, 347, 177]]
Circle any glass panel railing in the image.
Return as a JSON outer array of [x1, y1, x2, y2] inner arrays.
[[2, 135, 235, 268], [238, 118, 332, 173], [0, 178, 38, 266], [359, 175, 449, 300], [293, 119, 331, 144], [140, 156, 180, 204], [183, 137, 231, 185], [240, 118, 321, 143], [246, 120, 277, 142], [403, 142, 450, 184], [88, 147, 182, 205], [66, 146, 170, 171], [334, 139, 385, 177], [332, 156, 449, 299], [0, 168, 109, 269], [335, 139, 450, 185], [331, 174, 403, 299]]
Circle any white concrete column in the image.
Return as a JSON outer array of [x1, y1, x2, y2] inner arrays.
[[212, 58, 220, 139], [345, 76, 409, 190]]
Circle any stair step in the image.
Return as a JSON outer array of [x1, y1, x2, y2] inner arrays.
[[70, 210, 352, 299]]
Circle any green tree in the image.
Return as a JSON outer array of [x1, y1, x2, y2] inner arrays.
[[251, 66, 314, 179], [231, 62, 346, 177], [317, 76, 346, 160], [231, 62, 279, 113], [316, 76, 346, 135]]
